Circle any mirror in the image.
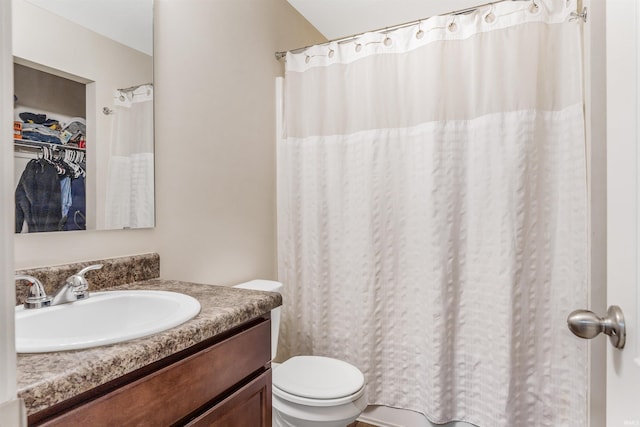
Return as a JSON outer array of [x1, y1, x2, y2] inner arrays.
[[12, 0, 154, 232]]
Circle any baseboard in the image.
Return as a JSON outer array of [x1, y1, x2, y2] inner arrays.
[[0, 398, 27, 427], [357, 405, 431, 427], [358, 405, 478, 427]]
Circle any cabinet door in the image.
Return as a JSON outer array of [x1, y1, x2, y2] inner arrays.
[[186, 370, 271, 427]]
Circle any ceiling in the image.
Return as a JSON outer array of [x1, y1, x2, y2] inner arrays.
[[287, 0, 490, 40], [23, 0, 491, 57], [25, 0, 153, 55]]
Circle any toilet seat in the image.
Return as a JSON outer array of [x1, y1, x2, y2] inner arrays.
[[273, 356, 365, 407], [273, 383, 366, 407]]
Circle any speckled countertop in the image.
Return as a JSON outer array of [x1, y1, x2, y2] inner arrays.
[[16, 279, 282, 415]]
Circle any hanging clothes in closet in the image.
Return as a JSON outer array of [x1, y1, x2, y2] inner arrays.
[[65, 173, 86, 231], [15, 158, 61, 232], [15, 148, 86, 233]]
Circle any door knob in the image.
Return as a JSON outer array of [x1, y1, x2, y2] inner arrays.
[[567, 305, 626, 349]]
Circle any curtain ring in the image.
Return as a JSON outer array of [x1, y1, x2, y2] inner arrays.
[[484, 5, 496, 24], [448, 19, 458, 32], [529, 0, 540, 14], [416, 21, 424, 39], [328, 48, 335, 58], [383, 28, 392, 46]]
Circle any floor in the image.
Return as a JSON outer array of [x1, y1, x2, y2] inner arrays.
[[348, 422, 378, 427]]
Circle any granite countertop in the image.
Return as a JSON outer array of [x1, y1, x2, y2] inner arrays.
[[16, 279, 282, 415]]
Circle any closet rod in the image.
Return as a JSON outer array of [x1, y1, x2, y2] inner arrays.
[[14, 139, 85, 152], [276, 0, 548, 60]]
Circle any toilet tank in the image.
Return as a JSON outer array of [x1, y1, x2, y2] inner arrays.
[[233, 280, 282, 360]]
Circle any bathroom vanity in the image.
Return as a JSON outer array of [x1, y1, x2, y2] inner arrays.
[[15, 271, 281, 426]]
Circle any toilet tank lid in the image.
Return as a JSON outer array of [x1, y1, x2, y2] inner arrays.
[[234, 279, 283, 294]]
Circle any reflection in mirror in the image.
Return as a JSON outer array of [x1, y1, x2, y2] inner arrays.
[[12, 0, 154, 232], [104, 83, 154, 229], [14, 64, 88, 232]]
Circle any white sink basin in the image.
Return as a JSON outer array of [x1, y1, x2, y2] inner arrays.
[[15, 290, 201, 353]]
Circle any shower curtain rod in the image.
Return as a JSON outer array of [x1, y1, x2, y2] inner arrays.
[[117, 83, 153, 93], [274, 0, 583, 60]]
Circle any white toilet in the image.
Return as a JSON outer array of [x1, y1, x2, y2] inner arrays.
[[234, 280, 368, 427]]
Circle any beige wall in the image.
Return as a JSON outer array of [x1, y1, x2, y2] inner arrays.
[[13, 0, 324, 284], [153, 0, 324, 285], [14, 64, 86, 117], [583, 0, 606, 424]]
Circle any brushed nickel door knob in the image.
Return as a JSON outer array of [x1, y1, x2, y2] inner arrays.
[[567, 305, 626, 349]]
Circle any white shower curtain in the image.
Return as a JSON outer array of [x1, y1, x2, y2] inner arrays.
[[105, 84, 154, 229], [277, 1, 587, 426]]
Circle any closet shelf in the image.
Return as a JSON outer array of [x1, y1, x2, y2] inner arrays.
[[14, 139, 85, 152]]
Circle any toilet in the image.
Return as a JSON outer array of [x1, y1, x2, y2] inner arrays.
[[234, 280, 367, 427]]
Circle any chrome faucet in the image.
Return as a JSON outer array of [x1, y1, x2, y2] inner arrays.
[[51, 264, 103, 306], [16, 264, 104, 309], [15, 275, 53, 309]]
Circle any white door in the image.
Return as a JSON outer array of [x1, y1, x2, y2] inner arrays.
[[605, 0, 640, 425]]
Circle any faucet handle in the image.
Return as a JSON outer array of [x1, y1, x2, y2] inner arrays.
[[77, 264, 103, 277], [16, 275, 52, 309], [67, 264, 103, 294]]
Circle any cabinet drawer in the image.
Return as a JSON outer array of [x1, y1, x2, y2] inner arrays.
[[40, 319, 271, 426]]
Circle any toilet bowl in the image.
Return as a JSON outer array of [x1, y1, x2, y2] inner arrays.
[[272, 355, 368, 427], [234, 280, 367, 427]]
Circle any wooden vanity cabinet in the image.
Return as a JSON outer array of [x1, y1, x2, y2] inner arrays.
[[185, 369, 271, 426], [30, 316, 272, 427]]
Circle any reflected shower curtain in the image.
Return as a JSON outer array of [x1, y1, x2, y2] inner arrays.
[[277, 1, 587, 426], [105, 84, 154, 229]]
